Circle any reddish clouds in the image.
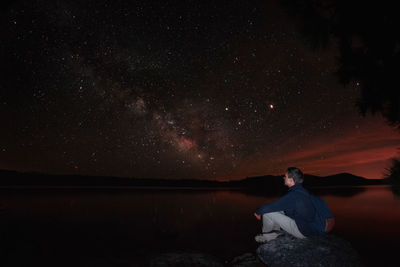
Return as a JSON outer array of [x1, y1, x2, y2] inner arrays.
[[283, 131, 399, 178], [231, 116, 400, 179]]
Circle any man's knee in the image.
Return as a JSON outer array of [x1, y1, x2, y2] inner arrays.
[[263, 211, 284, 220]]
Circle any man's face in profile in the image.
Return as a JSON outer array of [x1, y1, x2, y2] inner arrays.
[[283, 172, 294, 187]]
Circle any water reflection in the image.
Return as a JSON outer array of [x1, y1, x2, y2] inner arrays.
[[390, 185, 400, 197], [306, 186, 367, 197], [0, 186, 399, 266], [238, 184, 367, 198]]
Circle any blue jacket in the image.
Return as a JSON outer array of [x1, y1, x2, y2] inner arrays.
[[255, 183, 322, 237]]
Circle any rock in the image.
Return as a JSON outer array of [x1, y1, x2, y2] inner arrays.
[[149, 252, 224, 267], [229, 252, 264, 267], [256, 232, 362, 267]]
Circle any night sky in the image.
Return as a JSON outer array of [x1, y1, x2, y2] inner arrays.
[[1, 0, 399, 180]]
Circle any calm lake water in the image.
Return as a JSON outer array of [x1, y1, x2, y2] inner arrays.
[[0, 185, 399, 266]]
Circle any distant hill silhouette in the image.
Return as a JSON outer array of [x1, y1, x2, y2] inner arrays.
[[226, 173, 387, 197], [0, 169, 387, 190], [303, 173, 386, 186]]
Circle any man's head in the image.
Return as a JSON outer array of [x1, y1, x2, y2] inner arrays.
[[284, 167, 304, 187]]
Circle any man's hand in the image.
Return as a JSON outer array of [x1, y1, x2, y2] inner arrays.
[[254, 213, 261, 220]]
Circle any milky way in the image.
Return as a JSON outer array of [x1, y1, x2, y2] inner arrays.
[[1, 0, 399, 179]]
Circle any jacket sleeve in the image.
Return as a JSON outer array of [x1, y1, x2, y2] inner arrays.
[[255, 193, 294, 215]]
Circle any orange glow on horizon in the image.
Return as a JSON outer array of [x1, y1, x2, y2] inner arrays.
[[227, 117, 400, 180]]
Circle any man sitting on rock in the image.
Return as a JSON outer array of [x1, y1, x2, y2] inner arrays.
[[254, 167, 323, 242]]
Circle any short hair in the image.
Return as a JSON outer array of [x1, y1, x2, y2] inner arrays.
[[287, 167, 304, 184]]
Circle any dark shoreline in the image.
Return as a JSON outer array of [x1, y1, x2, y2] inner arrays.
[[0, 169, 388, 188]]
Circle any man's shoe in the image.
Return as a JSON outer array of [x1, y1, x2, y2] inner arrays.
[[254, 231, 282, 243]]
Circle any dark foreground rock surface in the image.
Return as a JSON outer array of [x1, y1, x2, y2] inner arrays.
[[149, 252, 263, 267], [257, 232, 362, 267], [149, 252, 224, 267]]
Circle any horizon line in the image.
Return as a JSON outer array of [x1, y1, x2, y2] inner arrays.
[[0, 168, 384, 181]]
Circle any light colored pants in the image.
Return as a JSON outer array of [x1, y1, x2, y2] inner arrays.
[[262, 212, 306, 239]]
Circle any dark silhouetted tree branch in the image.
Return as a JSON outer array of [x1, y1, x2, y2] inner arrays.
[[280, 0, 400, 129]]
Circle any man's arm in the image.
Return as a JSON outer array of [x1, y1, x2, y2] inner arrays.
[[255, 193, 293, 216]]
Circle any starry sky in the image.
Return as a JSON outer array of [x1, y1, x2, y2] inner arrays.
[[1, 0, 399, 180]]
